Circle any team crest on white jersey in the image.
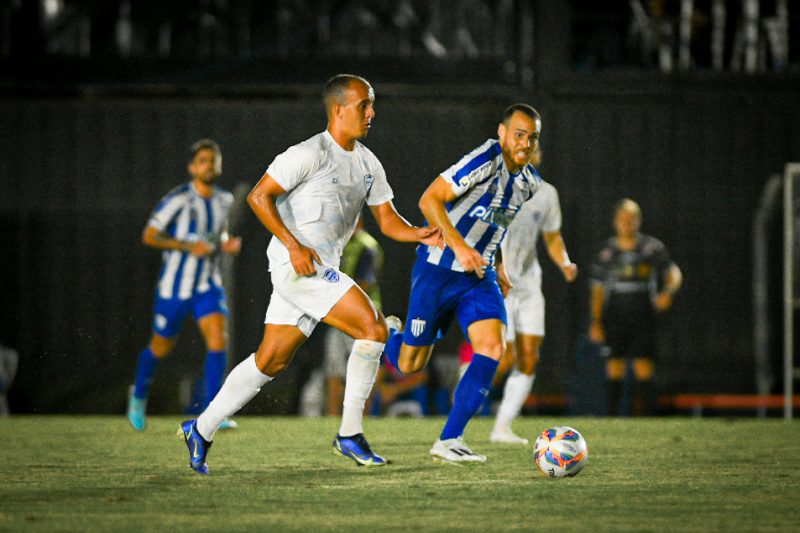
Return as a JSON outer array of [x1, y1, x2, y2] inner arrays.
[[322, 268, 340, 283], [364, 174, 374, 190], [410, 318, 426, 337]]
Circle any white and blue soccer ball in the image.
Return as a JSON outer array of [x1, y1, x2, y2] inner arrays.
[[533, 426, 588, 478]]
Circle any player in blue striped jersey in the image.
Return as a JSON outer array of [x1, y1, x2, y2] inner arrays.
[[383, 104, 542, 464], [127, 139, 242, 431]]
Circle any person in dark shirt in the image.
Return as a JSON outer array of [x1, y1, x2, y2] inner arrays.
[[588, 198, 682, 416]]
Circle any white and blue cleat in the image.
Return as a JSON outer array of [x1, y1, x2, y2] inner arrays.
[[332, 433, 387, 467], [218, 418, 238, 430], [127, 386, 146, 431], [178, 419, 213, 475]]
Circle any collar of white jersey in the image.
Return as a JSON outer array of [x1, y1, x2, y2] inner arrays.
[[323, 130, 358, 156]]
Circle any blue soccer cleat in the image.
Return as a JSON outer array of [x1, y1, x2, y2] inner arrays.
[[332, 433, 387, 467], [127, 385, 146, 431], [178, 419, 212, 475]]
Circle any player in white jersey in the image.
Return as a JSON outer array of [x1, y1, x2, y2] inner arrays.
[[383, 104, 542, 464], [127, 139, 242, 432], [179, 74, 443, 475], [488, 146, 577, 444]]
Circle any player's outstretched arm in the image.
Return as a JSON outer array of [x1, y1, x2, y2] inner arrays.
[[247, 172, 321, 276], [419, 176, 488, 277], [368, 201, 444, 248], [542, 230, 578, 282]]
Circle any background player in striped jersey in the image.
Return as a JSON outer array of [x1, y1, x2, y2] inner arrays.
[[488, 144, 577, 444], [589, 198, 682, 416], [383, 104, 542, 464], [127, 139, 242, 431], [179, 74, 443, 475]]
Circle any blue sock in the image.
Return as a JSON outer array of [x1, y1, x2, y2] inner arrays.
[[383, 329, 403, 373], [203, 350, 227, 407], [440, 353, 498, 440], [133, 347, 160, 400]]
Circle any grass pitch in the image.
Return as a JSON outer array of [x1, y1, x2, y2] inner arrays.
[[1, 416, 798, 532]]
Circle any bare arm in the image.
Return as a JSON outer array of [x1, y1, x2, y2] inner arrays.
[[653, 264, 683, 312], [588, 282, 606, 343], [142, 225, 214, 257], [542, 230, 578, 283], [418, 176, 488, 277], [368, 201, 443, 247], [247, 172, 321, 276]]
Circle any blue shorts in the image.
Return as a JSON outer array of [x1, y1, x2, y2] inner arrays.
[[402, 259, 507, 347], [151, 285, 228, 338]]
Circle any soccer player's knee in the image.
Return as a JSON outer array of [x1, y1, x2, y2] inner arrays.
[[150, 336, 174, 358], [633, 358, 654, 381], [518, 354, 538, 375], [362, 318, 389, 343], [398, 357, 423, 375], [606, 358, 625, 381], [478, 341, 505, 361]]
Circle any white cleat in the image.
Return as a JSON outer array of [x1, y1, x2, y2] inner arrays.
[[489, 428, 529, 445], [430, 437, 487, 465]]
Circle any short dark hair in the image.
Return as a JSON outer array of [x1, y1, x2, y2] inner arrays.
[[323, 74, 370, 110], [502, 103, 540, 124], [189, 139, 221, 162]]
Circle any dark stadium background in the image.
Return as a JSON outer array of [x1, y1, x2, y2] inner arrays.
[[1, 1, 798, 415]]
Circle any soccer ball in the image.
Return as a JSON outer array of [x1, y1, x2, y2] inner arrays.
[[533, 426, 588, 478]]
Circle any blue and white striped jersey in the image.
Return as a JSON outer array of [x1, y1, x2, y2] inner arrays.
[[147, 182, 234, 300], [418, 139, 540, 272]]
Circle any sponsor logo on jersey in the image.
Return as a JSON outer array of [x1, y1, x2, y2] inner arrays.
[[456, 161, 492, 188], [410, 318, 426, 337], [468, 205, 514, 228], [322, 268, 340, 283]]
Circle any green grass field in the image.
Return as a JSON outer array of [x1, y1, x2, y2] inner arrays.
[[1, 416, 798, 532]]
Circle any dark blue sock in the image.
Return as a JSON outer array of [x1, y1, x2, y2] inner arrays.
[[440, 353, 498, 440], [383, 329, 403, 373], [133, 347, 160, 400], [203, 350, 227, 407]]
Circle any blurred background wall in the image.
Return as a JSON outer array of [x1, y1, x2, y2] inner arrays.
[[1, 0, 799, 414]]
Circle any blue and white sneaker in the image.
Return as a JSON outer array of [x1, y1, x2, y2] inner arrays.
[[178, 419, 212, 475], [127, 385, 146, 431], [332, 433, 387, 466]]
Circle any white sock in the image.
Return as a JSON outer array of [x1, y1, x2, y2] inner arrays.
[[338, 339, 385, 437], [493, 369, 535, 433], [196, 354, 271, 441]]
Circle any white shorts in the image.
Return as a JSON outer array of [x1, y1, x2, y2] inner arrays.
[[505, 285, 545, 338], [264, 261, 355, 337]]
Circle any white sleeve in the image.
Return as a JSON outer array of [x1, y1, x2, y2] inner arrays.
[[366, 159, 394, 206], [266, 146, 320, 192], [148, 193, 183, 231], [440, 139, 497, 197]]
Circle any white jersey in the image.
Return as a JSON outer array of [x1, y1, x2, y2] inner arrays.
[[265, 130, 393, 269], [147, 182, 234, 300], [501, 179, 561, 291], [418, 139, 539, 271]]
